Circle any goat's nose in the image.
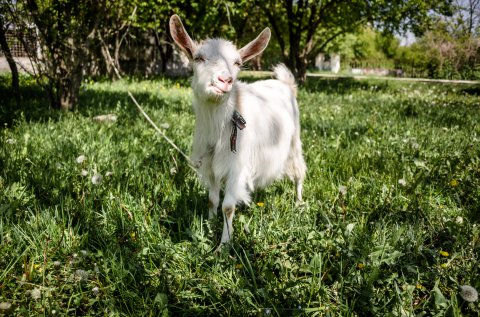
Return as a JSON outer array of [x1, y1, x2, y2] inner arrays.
[[217, 75, 233, 84]]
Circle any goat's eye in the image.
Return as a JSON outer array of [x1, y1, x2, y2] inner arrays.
[[194, 56, 205, 63], [234, 60, 242, 67]]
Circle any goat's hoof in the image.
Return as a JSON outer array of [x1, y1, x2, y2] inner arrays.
[[295, 200, 306, 207]]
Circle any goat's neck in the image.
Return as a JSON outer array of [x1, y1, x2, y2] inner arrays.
[[192, 86, 238, 142]]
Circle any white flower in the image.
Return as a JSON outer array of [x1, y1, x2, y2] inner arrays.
[[53, 261, 61, 267], [0, 302, 12, 311], [81, 169, 88, 177], [80, 250, 87, 257], [55, 162, 62, 170], [160, 123, 170, 129], [76, 155, 87, 164], [460, 285, 478, 302], [91, 174, 103, 185], [6, 138, 16, 144], [31, 288, 41, 300], [339, 185, 347, 196], [398, 179, 407, 186], [92, 286, 100, 296], [105, 171, 113, 177], [456, 216, 464, 224], [74, 269, 89, 282]]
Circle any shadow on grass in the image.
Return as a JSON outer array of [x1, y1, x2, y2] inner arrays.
[[0, 75, 189, 127]]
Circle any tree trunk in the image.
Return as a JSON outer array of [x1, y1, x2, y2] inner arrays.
[[0, 19, 20, 106], [58, 73, 82, 110]]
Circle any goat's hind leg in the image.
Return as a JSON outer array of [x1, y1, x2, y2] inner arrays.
[[288, 138, 306, 203]]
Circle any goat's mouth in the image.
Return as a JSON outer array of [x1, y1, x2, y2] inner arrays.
[[209, 84, 231, 95]]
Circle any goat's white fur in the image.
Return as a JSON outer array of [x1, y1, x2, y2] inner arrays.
[[169, 15, 306, 244]]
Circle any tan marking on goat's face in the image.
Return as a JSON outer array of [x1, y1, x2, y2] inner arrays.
[[191, 39, 242, 103]]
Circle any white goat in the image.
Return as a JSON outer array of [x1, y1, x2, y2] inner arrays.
[[169, 14, 306, 244]]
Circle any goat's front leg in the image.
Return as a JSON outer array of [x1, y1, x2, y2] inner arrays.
[[219, 174, 249, 244], [220, 194, 236, 244], [208, 181, 220, 219]]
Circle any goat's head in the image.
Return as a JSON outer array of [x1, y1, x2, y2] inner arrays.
[[169, 14, 271, 103]]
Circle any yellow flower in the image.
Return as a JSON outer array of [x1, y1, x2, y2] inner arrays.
[[235, 263, 243, 269], [33, 264, 43, 272], [441, 263, 448, 268], [450, 179, 459, 187], [416, 284, 423, 290], [256, 202, 265, 207], [356, 263, 365, 270], [439, 250, 449, 257]]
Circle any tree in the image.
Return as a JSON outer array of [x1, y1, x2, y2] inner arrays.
[[394, 0, 480, 79], [5, 0, 107, 110], [129, 0, 256, 74], [255, 0, 453, 83], [0, 12, 20, 106]]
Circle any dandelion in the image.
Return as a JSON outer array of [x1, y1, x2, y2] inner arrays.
[[74, 269, 89, 282], [450, 179, 459, 187], [256, 202, 265, 207], [441, 263, 448, 268], [398, 179, 407, 186], [416, 284, 423, 290], [31, 288, 41, 300], [439, 250, 449, 257], [92, 286, 100, 296], [34, 263, 43, 272], [459, 285, 478, 302], [0, 302, 12, 312], [91, 174, 103, 185], [53, 261, 61, 267], [76, 155, 87, 164], [339, 185, 347, 196], [356, 263, 365, 270], [81, 169, 88, 177], [456, 216, 464, 224]]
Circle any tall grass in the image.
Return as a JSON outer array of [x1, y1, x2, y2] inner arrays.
[[1, 74, 479, 316]]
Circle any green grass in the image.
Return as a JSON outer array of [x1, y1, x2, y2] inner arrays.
[[1, 73, 480, 316]]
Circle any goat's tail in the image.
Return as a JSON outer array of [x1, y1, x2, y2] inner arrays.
[[273, 63, 297, 96]]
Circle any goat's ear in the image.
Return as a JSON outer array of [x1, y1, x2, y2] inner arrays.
[[169, 14, 196, 59], [239, 27, 271, 63]]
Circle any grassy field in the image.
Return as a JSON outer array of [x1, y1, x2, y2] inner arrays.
[[1, 73, 479, 316]]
